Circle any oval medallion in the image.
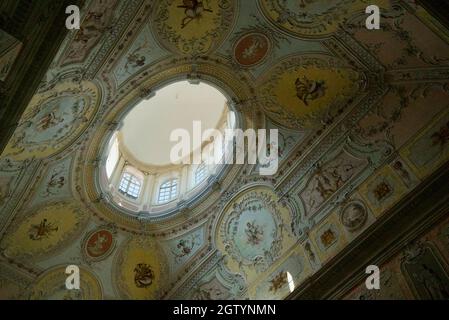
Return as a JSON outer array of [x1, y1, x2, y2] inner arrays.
[[234, 33, 270, 67]]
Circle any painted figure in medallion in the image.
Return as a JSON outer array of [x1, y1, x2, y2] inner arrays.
[[320, 228, 336, 248], [28, 219, 58, 240], [124, 39, 151, 74], [373, 181, 392, 202], [269, 271, 288, 293], [86, 230, 113, 258], [431, 121, 449, 149], [134, 263, 155, 288], [245, 220, 264, 246], [43, 172, 65, 197], [36, 111, 64, 132], [295, 76, 326, 106], [341, 203, 367, 231], [242, 35, 267, 60], [177, 0, 213, 29], [172, 237, 196, 261]]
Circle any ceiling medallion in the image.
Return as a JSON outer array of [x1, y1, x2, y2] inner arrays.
[[82, 224, 117, 262], [233, 32, 271, 67], [339, 201, 368, 232]]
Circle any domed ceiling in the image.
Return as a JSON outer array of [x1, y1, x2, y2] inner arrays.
[[120, 80, 227, 166], [1, 0, 449, 300]]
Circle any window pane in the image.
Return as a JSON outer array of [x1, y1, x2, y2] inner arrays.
[[118, 172, 141, 199], [195, 163, 207, 185], [158, 179, 178, 203], [106, 138, 119, 179]]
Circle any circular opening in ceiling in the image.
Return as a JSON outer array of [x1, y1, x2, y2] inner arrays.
[[120, 81, 229, 166], [100, 80, 236, 217]]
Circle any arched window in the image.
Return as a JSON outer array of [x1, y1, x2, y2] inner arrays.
[[118, 172, 141, 199], [106, 137, 119, 179], [195, 163, 207, 185], [158, 179, 178, 203]]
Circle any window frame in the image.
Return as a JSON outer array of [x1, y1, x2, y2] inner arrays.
[[158, 179, 178, 203], [118, 172, 142, 200], [195, 162, 208, 185]]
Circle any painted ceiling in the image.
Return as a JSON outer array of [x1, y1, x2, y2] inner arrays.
[[1, 0, 449, 300]]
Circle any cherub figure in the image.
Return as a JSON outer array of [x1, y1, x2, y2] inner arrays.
[[36, 111, 64, 132], [245, 220, 264, 246], [124, 39, 151, 74], [242, 36, 266, 60], [177, 0, 213, 29], [43, 172, 65, 197], [295, 76, 326, 106]]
